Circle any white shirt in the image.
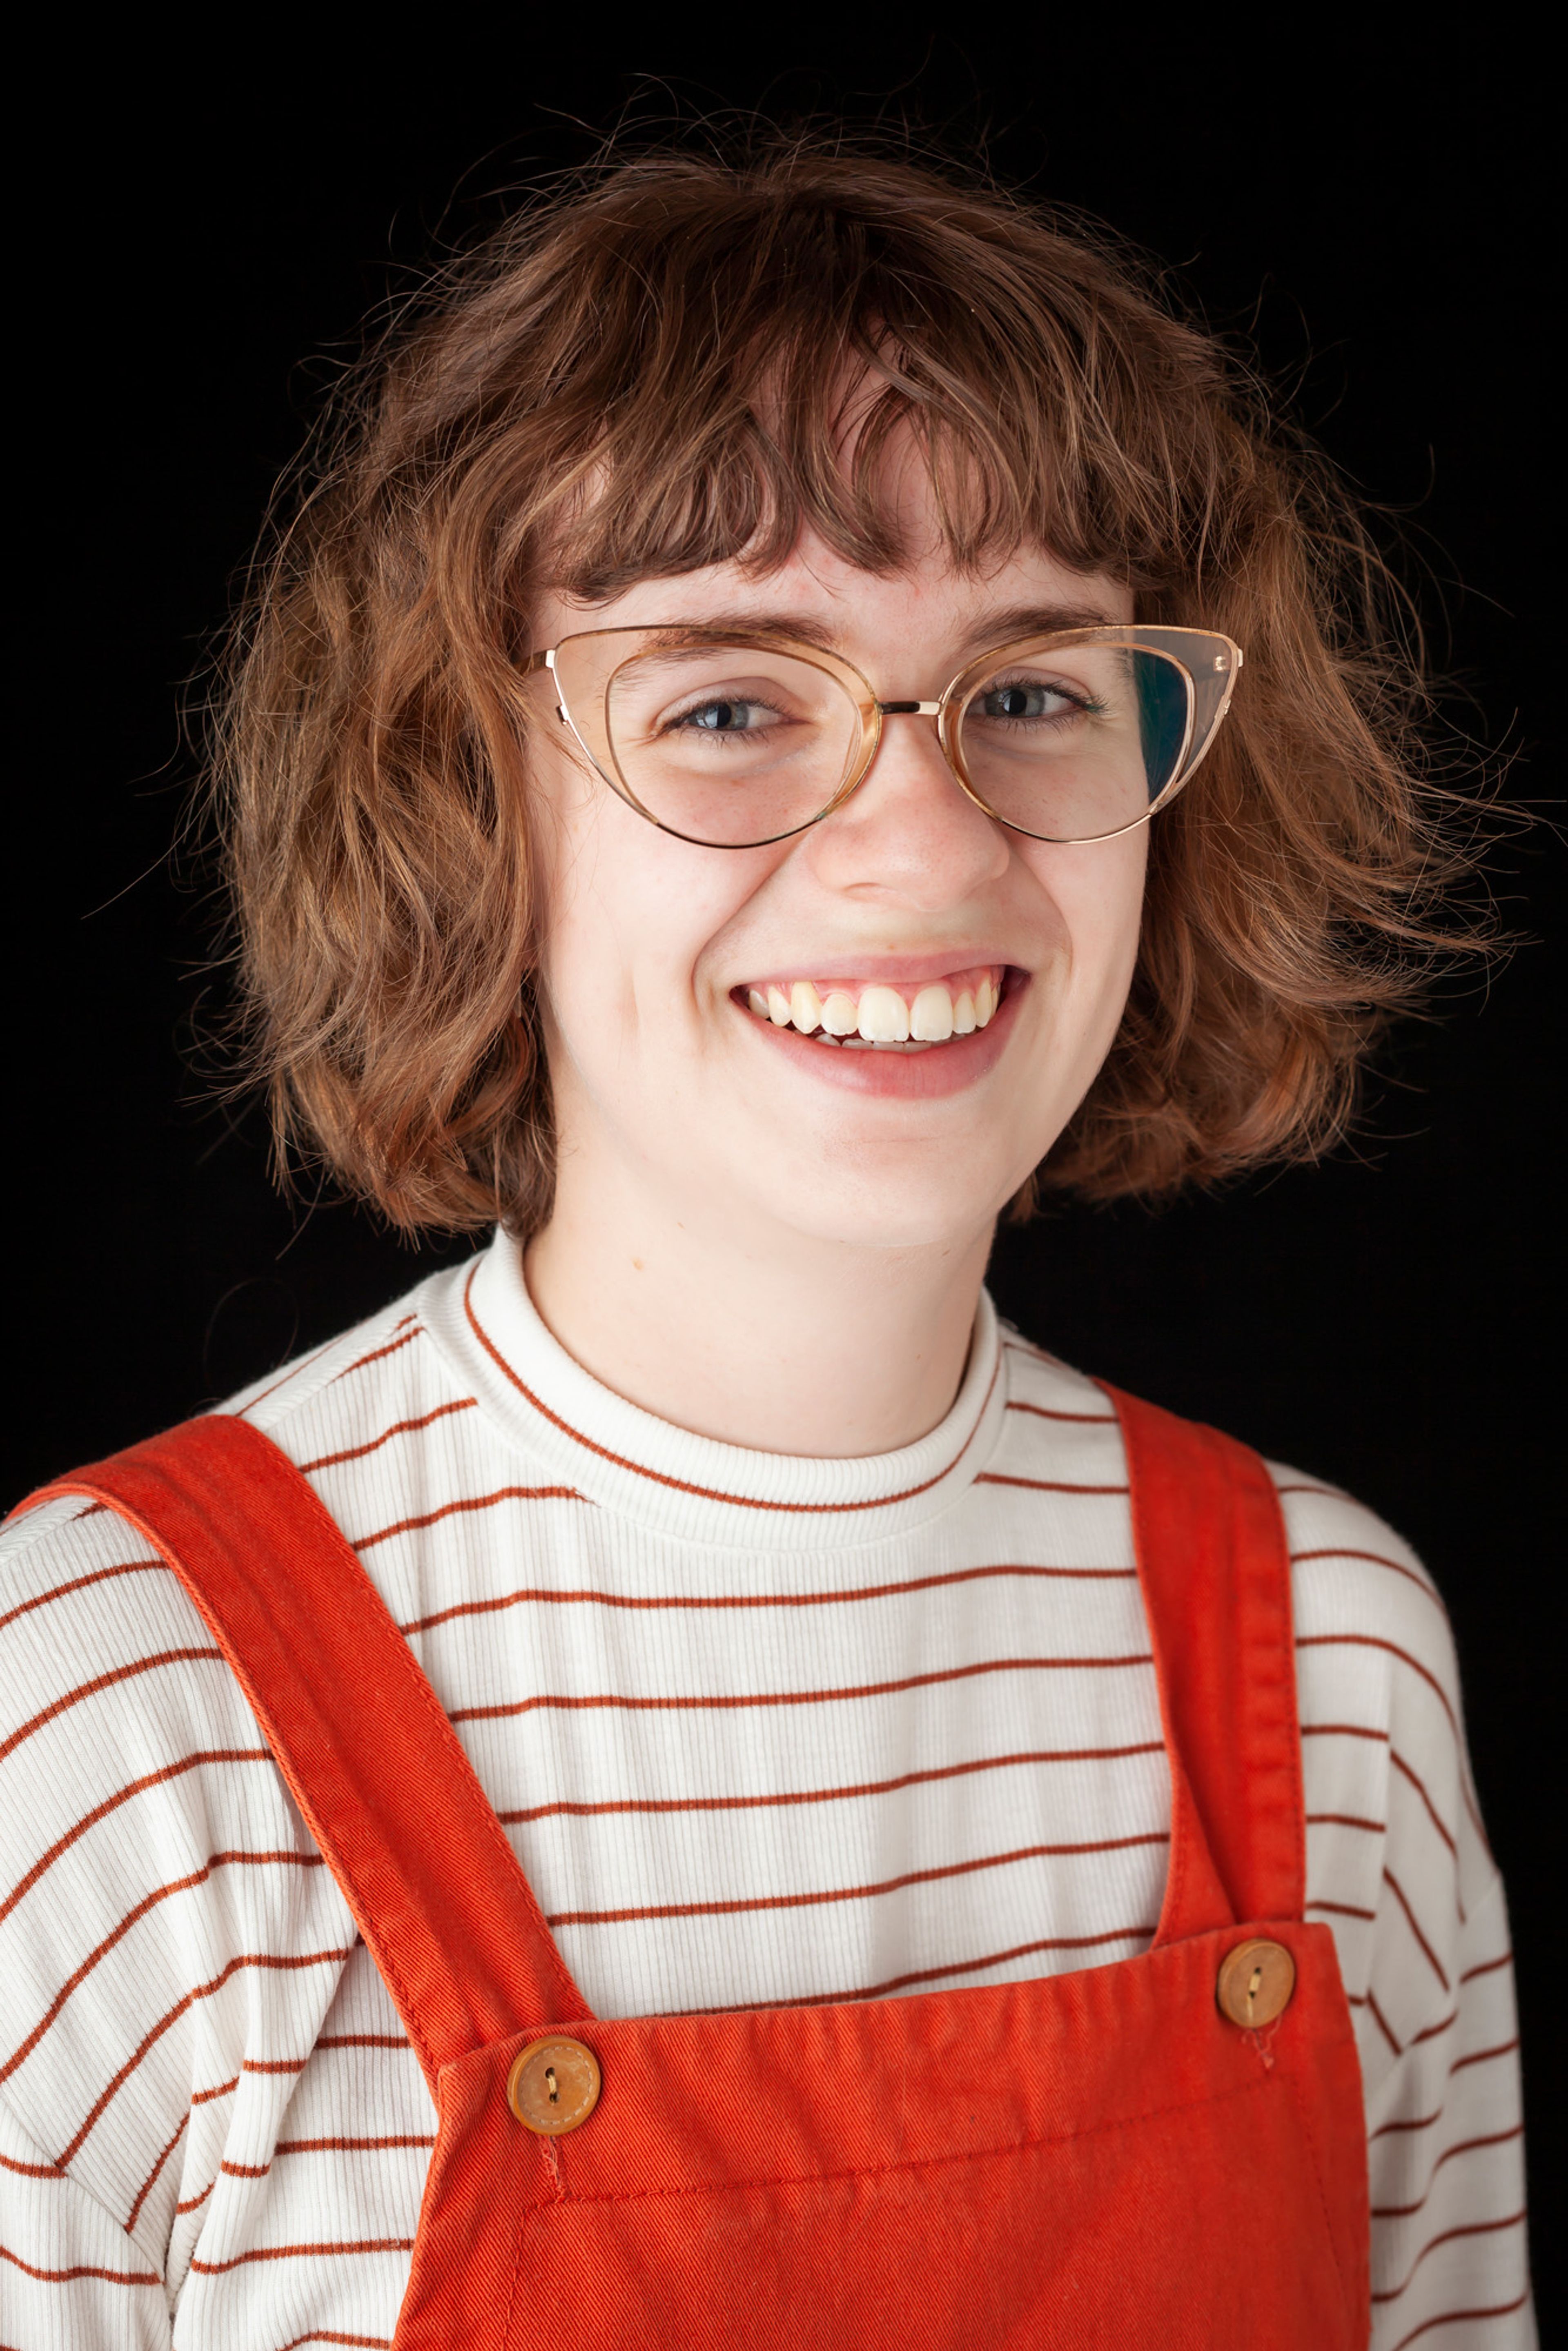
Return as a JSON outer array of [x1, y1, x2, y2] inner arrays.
[[0, 1233, 1533, 2346]]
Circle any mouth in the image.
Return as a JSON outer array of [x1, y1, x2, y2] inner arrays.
[[737, 964, 1007, 1051], [730, 962, 1026, 1099]]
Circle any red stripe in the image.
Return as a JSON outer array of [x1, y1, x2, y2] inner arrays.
[[0, 1649, 223, 1764], [57, 1950, 352, 2166], [1451, 2035, 1519, 2075], [297, 1397, 477, 1472], [1290, 1546, 1444, 1610], [1388, 2290, 1531, 2351], [177, 2179, 214, 2215], [1306, 1812, 1384, 1834], [0, 1749, 273, 1926], [1306, 1898, 1375, 1922], [0, 2149, 63, 2176], [124, 2112, 188, 2233], [275, 2335, 395, 2350], [331, 1321, 423, 1379], [315, 2033, 411, 2051], [450, 1650, 1155, 1727], [275, 2334, 394, 2350], [1388, 1748, 1458, 1861], [0, 1556, 162, 1635], [1372, 2105, 1444, 2141], [546, 1830, 1169, 1928], [401, 1557, 1138, 1636], [1459, 1949, 1513, 1986], [1370, 2123, 1526, 2217], [3, 1852, 325, 2084], [190, 2237, 417, 2275], [1004, 1400, 1116, 1424], [354, 1485, 586, 1549], [974, 1471, 1126, 1495], [1301, 1721, 1389, 1743], [466, 1265, 1000, 1513], [275, 2135, 437, 2154], [1384, 1867, 1450, 1992], [694, 1924, 1156, 2012], [499, 1741, 1168, 1825], [192, 2073, 240, 2106], [1366, 1988, 1403, 2057], [0, 2244, 160, 2284], [1371, 2211, 1526, 2304]]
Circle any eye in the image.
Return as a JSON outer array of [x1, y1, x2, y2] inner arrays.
[[975, 679, 1082, 723], [671, 696, 777, 735]]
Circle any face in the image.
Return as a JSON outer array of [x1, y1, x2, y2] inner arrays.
[[525, 500, 1145, 1263]]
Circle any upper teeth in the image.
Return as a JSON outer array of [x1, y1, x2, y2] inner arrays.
[[744, 969, 1002, 1043]]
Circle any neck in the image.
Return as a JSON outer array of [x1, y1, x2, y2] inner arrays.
[[523, 1161, 993, 1457]]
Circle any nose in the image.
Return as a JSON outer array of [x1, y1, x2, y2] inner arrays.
[[802, 705, 1010, 907]]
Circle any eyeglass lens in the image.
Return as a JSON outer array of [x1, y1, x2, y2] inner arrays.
[[565, 634, 1203, 847]]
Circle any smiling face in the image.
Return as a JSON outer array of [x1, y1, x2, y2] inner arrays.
[[525, 512, 1145, 1268]]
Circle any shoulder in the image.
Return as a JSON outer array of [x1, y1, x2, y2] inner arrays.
[[0, 1273, 479, 2238], [1268, 1456, 1471, 1781], [223, 1253, 482, 1466]]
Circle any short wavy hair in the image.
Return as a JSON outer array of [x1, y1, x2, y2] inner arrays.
[[214, 137, 1474, 1234]]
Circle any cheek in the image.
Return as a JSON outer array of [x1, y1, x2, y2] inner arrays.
[[1019, 830, 1148, 1011], [528, 746, 786, 1045]]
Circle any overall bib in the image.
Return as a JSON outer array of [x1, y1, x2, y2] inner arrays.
[[30, 1385, 1371, 2347]]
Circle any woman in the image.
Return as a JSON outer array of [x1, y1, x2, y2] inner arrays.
[[0, 144, 1533, 2346]]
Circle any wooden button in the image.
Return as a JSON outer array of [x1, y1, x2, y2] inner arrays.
[[507, 2036, 602, 2135], [1216, 1939, 1296, 2029]]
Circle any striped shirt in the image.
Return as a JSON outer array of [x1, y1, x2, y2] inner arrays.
[[0, 1232, 1534, 2347]]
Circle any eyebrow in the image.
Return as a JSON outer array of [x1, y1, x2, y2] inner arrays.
[[620, 600, 1120, 658]]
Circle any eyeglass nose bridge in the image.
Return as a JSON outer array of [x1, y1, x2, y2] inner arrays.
[[834, 694, 974, 820]]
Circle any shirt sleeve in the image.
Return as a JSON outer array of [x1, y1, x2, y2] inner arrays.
[[1363, 1874, 1532, 2350], [1284, 1473, 1535, 2349]]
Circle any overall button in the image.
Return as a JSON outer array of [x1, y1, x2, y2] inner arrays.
[[507, 2036, 602, 2135], [1216, 1939, 1296, 2029]]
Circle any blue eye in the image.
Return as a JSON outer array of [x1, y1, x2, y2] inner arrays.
[[679, 698, 769, 733], [978, 682, 1076, 722]]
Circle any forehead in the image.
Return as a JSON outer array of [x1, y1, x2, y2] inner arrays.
[[539, 528, 1134, 668]]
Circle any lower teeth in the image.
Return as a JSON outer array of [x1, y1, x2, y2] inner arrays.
[[834, 1035, 933, 1051]]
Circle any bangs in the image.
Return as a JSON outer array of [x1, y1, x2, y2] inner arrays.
[[454, 156, 1234, 606]]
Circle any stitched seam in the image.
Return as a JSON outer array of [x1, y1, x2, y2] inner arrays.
[[1281, 2054, 1362, 2341], [525, 2069, 1285, 2213]]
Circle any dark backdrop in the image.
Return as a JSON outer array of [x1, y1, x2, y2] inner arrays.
[[9, 23, 1559, 2311]]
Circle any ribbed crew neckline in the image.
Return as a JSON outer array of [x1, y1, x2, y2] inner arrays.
[[420, 1230, 1009, 1551]]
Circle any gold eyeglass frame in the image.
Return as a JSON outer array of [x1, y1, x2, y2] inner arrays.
[[521, 623, 1243, 849]]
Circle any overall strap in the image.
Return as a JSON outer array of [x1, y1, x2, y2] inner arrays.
[[21, 1414, 594, 2093], [1104, 1385, 1305, 1942]]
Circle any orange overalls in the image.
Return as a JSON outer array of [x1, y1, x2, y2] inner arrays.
[[30, 1384, 1371, 2347]]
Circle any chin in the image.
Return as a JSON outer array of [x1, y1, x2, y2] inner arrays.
[[749, 1157, 1032, 1257]]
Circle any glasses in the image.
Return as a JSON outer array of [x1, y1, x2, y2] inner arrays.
[[522, 623, 1242, 850]]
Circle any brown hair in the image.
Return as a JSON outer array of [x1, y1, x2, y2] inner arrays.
[[214, 136, 1476, 1235]]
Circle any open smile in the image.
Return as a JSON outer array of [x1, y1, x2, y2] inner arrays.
[[731, 964, 1026, 1096]]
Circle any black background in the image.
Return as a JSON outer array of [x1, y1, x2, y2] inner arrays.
[[8, 22, 1559, 2314]]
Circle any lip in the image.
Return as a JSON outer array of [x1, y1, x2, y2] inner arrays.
[[740, 949, 1017, 991], [732, 966, 1029, 1099]]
